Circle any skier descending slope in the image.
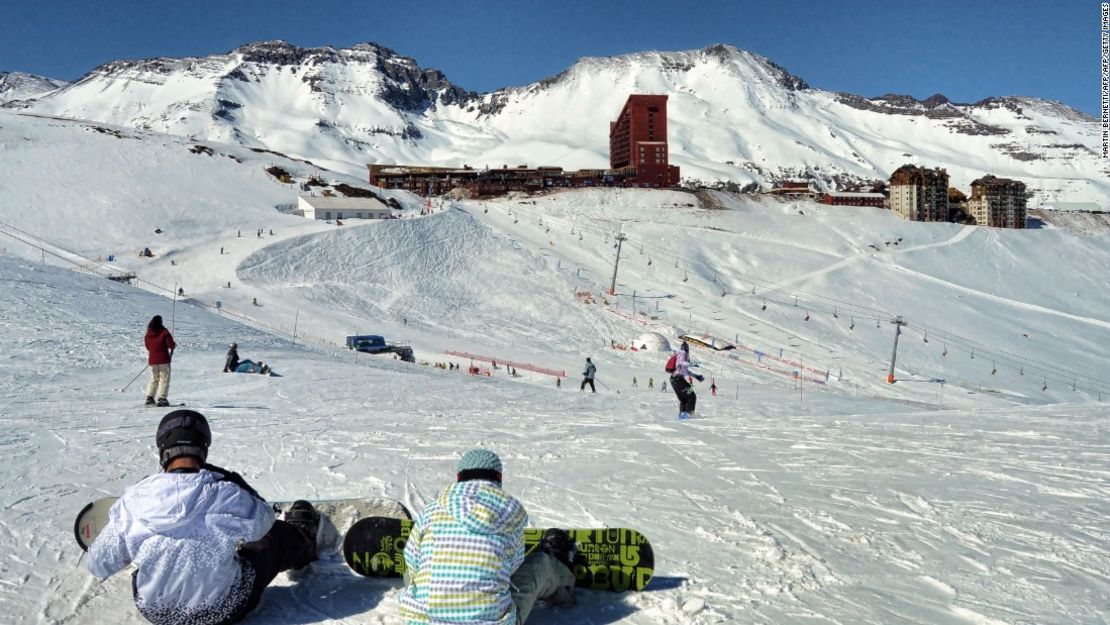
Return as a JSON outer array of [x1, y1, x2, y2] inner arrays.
[[580, 357, 597, 393], [85, 410, 320, 625], [397, 448, 576, 624], [668, 341, 704, 420]]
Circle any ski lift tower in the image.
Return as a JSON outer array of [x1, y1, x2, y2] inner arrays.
[[608, 230, 627, 296]]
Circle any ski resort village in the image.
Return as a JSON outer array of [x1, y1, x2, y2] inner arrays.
[[0, 9, 1108, 625]]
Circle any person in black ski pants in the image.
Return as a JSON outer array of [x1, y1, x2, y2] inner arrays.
[[671, 342, 704, 419], [85, 409, 320, 625], [580, 357, 596, 393]]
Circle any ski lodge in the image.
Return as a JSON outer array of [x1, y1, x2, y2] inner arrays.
[[367, 93, 680, 198], [297, 196, 391, 221]]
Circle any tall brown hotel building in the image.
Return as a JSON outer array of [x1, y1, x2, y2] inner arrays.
[[609, 95, 681, 187]]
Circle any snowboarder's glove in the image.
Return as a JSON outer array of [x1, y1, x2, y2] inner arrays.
[[694, 374, 705, 382]]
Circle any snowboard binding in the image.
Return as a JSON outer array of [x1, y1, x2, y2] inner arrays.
[[538, 528, 577, 569]]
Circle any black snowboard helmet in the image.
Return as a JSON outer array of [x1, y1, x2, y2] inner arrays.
[[156, 409, 211, 468]]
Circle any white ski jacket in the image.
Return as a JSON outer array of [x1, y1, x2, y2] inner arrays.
[[87, 469, 274, 625]]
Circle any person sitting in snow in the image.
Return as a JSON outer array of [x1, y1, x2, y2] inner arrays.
[[235, 360, 271, 375], [397, 449, 577, 624], [85, 410, 320, 625]]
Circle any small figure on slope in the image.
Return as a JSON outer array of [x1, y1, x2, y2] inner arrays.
[[85, 410, 320, 625], [580, 357, 596, 393], [667, 341, 704, 420], [397, 449, 576, 624], [223, 343, 239, 373], [144, 315, 175, 407]]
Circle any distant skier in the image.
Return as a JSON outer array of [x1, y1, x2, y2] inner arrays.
[[710, 378, 717, 397], [668, 341, 704, 420], [632, 376, 638, 388], [177, 287, 184, 297], [85, 410, 320, 625], [223, 343, 239, 373], [397, 449, 576, 624], [144, 315, 175, 407], [661, 380, 667, 392], [581, 357, 596, 393], [648, 377, 654, 389], [556, 377, 562, 389]]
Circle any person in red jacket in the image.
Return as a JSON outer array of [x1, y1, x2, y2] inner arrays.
[[144, 315, 176, 406]]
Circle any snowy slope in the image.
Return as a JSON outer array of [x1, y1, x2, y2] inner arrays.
[[8, 42, 1107, 205], [0, 71, 66, 104], [1, 256, 1107, 625], [2, 109, 1108, 409]]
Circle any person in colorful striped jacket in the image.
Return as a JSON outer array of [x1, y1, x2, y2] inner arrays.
[[397, 449, 576, 624]]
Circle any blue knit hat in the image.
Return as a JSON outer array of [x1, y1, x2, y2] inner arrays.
[[457, 448, 503, 483], [458, 448, 502, 472]]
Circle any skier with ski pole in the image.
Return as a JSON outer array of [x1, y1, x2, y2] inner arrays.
[[580, 357, 596, 393], [144, 315, 176, 407], [84, 410, 321, 625]]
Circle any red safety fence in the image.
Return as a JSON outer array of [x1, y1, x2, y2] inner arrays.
[[445, 350, 566, 378]]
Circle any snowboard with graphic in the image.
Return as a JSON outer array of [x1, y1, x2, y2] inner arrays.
[[342, 516, 654, 591], [75, 496, 411, 553]]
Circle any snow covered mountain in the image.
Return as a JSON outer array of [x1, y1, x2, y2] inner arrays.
[[0, 71, 66, 103], [7, 41, 1105, 204]]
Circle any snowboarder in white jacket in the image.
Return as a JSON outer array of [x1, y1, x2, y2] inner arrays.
[[85, 409, 320, 625]]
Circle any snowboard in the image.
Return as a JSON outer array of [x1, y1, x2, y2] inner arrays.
[[75, 496, 411, 553], [342, 517, 654, 591]]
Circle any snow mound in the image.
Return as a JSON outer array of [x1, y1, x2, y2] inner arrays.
[[635, 332, 671, 352]]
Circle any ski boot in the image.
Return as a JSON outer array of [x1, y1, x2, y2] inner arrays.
[[678, 411, 689, 420], [145, 396, 156, 406], [156, 397, 170, 407], [284, 500, 320, 564], [538, 528, 577, 570]]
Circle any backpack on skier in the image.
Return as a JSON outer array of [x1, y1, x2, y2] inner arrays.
[[664, 353, 677, 374]]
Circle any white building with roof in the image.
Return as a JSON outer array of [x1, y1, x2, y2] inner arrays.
[[298, 196, 392, 221]]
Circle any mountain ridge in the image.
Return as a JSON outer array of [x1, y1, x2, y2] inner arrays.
[[5, 40, 1106, 204]]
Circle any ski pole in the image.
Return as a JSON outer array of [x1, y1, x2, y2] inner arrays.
[[120, 365, 149, 392]]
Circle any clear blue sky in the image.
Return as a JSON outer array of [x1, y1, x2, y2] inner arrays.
[[0, 0, 1099, 114]]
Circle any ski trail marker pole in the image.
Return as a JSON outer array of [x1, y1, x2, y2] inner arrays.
[[120, 365, 149, 392]]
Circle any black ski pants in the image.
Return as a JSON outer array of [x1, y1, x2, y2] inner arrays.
[[226, 520, 316, 623], [671, 374, 697, 413], [581, 378, 595, 392]]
